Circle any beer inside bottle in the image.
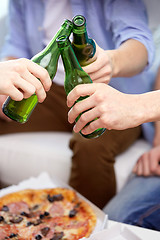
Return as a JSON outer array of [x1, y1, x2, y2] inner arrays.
[[72, 15, 96, 66], [57, 35, 106, 139], [2, 19, 73, 123]]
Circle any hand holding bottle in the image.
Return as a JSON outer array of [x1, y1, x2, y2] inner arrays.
[[2, 19, 73, 123], [82, 42, 113, 84], [0, 58, 51, 102], [67, 82, 149, 134]]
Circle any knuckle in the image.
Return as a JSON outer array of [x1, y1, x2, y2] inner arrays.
[[42, 68, 49, 79], [73, 103, 80, 114], [2, 80, 10, 90], [29, 86, 36, 95], [100, 115, 108, 125], [94, 94, 103, 103], [80, 113, 88, 123], [35, 81, 43, 91], [13, 62, 25, 73], [6, 72, 19, 84], [76, 85, 85, 96], [98, 104, 106, 114], [74, 86, 81, 96]]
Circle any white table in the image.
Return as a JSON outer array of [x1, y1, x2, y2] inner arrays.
[[108, 220, 160, 240]]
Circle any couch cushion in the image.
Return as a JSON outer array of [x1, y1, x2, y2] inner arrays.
[[114, 139, 151, 192], [0, 132, 151, 192], [0, 132, 72, 185]]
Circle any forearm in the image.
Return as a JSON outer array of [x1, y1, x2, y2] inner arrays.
[[108, 39, 148, 78], [138, 90, 160, 124]]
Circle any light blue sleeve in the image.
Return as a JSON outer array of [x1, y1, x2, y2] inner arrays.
[[104, 0, 155, 69], [0, 0, 31, 59]]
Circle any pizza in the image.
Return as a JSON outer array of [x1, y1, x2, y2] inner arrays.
[[0, 188, 97, 240]]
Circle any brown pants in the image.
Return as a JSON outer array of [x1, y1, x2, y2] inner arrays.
[[0, 83, 141, 208]]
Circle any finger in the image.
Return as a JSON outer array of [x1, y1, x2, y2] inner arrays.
[[136, 159, 143, 176], [20, 71, 46, 102], [141, 154, 150, 176], [73, 107, 100, 133], [13, 75, 36, 98], [67, 84, 96, 108], [149, 150, 160, 174], [82, 56, 106, 74], [90, 76, 111, 84], [6, 86, 24, 101], [88, 65, 112, 83], [132, 162, 138, 173], [68, 96, 95, 124], [81, 117, 105, 135], [25, 59, 51, 91]]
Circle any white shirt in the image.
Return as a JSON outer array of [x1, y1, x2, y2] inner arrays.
[[43, 0, 72, 85]]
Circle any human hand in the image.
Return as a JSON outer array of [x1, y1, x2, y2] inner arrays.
[[82, 43, 113, 84], [67, 83, 143, 135], [133, 146, 160, 176], [0, 58, 51, 103]]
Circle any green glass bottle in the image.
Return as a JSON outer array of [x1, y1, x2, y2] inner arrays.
[[72, 15, 96, 66], [56, 35, 106, 139], [2, 19, 73, 123]]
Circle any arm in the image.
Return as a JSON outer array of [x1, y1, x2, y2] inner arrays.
[[83, 0, 154, 84], [83, 39, 148, 84]]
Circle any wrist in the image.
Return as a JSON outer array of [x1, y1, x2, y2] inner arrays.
[[106, 50, 120, 77]]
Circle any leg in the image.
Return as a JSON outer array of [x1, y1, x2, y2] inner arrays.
[[0, 82, 73, 134], [104, 175, 160, 231], [69, 126, 141, 208]]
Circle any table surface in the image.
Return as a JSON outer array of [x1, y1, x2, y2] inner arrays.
[[108, 220, 160, 240]]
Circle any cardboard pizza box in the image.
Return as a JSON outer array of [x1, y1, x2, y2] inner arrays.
[[0, 172, 108, 235], [83, 223, 142, 240]]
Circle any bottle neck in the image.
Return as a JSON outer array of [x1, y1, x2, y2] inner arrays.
[[72, 30, 90, 45], [32, 20, 73, 59], [60, 43, 82, 75]]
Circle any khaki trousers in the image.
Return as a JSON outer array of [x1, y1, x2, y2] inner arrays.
[[0, 83, 141, 208]]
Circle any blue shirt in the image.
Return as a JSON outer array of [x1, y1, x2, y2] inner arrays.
[[1, 0, 155, 143]]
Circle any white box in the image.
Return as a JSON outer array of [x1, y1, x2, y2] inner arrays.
[[84, 223, 142, 240], [0, 172, 108, 235]]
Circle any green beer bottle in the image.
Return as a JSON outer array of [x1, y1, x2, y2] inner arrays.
[[56, 35, 106, 139], [72, 15, 96, 66], [2, 19, 73, 123]]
